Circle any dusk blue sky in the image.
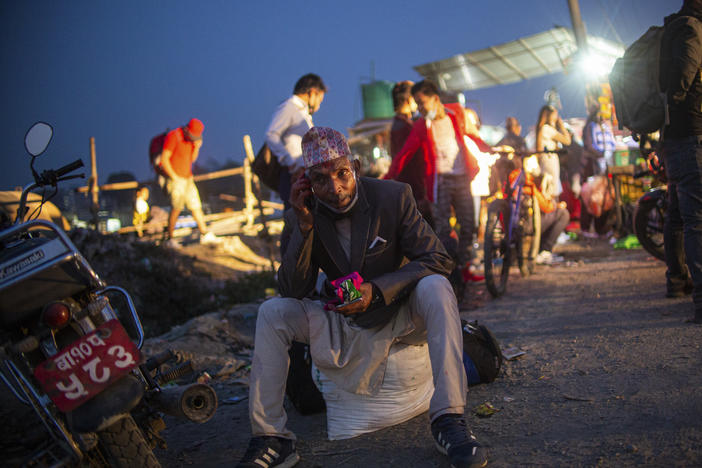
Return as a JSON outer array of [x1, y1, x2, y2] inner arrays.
[[1, 0, 676, 189]]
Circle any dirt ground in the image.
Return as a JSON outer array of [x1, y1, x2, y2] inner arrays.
[[3, 233, 701, 467], [150, 237, 702, 468]]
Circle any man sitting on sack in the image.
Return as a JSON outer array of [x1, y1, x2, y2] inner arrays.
[[236, 127, 488, 468]]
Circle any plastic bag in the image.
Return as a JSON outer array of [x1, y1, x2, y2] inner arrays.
[[581, 175, 614, 217]]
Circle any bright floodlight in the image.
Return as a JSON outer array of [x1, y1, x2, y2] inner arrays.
[[580, 51, 616, 79]]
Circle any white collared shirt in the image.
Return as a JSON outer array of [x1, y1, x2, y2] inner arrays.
[[265, 95, 314, 171], [432, 114, 465, 175]]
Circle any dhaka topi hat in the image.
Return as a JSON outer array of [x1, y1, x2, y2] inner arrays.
[[302, 127, 352, 169]]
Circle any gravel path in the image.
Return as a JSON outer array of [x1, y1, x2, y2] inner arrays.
[[155, 240, 702, 467], [3, 239, 699, 467]]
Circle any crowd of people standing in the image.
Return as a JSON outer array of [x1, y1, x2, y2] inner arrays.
[[233, 71, 590, 468], [151, 5, 702, 464]]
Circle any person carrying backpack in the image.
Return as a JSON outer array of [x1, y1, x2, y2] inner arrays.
[[659, 0, 702, 322], [160, 118, 220, 247]]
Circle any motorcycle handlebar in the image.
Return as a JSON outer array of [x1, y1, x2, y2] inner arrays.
[[15, 160, 85, 224], [55, 159, 84, 178], [506, 149, 569, 157], [58, 173, 85, 182]]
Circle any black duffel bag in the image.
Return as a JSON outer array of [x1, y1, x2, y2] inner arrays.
[[252, 143, 282, 192]]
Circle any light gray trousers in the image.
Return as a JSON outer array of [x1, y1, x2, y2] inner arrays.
[[247, 274, 467, 439]]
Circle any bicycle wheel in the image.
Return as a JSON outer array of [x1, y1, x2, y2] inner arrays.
[[484, 200, 512, 297], [517, 194, 541, 276], [634, 192, 666, 261]]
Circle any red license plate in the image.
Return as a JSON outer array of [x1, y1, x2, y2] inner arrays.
[[34, 319, 142, 412]]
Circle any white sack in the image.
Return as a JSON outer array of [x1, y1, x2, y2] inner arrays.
[[312, 342, 434, 440]]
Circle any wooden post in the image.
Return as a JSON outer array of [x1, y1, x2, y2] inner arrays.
[[89, 137, 99, 229], [243, 134, 276, 269], [243, 156, 255, 228], [242, 135, 255, 164]]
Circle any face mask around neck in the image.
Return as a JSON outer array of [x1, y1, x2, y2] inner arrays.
[[316, 171, 359, 215]]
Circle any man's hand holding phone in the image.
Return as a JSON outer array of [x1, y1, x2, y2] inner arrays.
[[290, 173, 315, 234], [334, 282, 373, 316]]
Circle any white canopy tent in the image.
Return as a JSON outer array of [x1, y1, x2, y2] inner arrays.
[[413, 27, 625, 92]]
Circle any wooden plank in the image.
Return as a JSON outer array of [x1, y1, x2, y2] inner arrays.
[[76, 166, 245, 193], [76, 180, 139, 193], [117, 208, 280, 235], [193, 166, 244, 181], [219, 193, 284, 211]]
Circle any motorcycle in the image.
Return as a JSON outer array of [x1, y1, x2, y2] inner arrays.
[[633, 176, 666, 261], [0, 123, 218, 467], [632, 137, 666, 262]]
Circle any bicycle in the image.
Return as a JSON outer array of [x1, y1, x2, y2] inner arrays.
[[483, 149, 563, 298]]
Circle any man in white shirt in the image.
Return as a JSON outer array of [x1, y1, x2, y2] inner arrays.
[[266, 74, 326, 206], [266, 74, 326, 254]]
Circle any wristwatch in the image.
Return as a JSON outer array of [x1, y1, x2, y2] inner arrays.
[[370, 284, 384, 307]]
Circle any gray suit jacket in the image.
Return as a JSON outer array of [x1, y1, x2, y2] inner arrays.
[[278, 177, 453, 328]]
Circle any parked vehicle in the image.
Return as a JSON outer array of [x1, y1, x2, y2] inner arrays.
[[0, 123, 217, 467], [633, 159, 666, 262], [630, 133, 666, 262], [633, 181, 666, 261], [483, 149, 565, 298]]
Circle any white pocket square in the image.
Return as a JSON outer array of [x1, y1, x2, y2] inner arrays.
[[368, 236, 387, 250]]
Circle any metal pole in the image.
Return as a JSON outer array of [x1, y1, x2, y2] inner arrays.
[[567, 0, 589, 52], [89, 137, 99, 229]]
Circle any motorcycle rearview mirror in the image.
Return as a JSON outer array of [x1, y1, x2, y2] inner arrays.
[[24, 122, 53, 157]]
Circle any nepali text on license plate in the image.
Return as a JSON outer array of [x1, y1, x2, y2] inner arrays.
[[34, 319, 142, 412]]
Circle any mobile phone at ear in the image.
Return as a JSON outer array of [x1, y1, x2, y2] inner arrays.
[[304, 194, 316, 211]]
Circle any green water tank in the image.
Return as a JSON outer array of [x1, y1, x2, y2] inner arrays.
[[361, 81, 395, 119]]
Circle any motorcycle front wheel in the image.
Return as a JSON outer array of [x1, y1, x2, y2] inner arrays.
[[97, 414, 161, 468], [634, 194, 665, 262]]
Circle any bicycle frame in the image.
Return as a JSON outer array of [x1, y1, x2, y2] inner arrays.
[[484, 151, 546, 297], [607, 164, 637, 236], [507, 169, 526, 244]]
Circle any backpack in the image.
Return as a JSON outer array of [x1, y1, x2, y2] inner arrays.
[[149, 129, 169, 177], [609, 25, 668, 134], [461, 320, 503, 385], [285, 341, 326, 415]]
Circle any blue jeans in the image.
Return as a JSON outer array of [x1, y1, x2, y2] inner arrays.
[[540, 208, 570, 252], [435, 174, 474, 268], [662, 136, 702, 312]]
